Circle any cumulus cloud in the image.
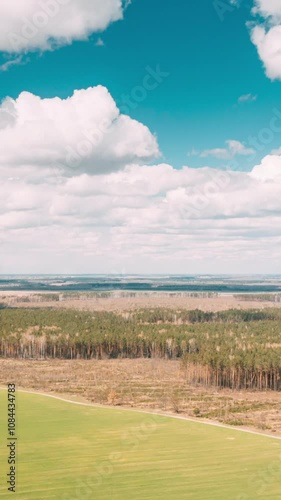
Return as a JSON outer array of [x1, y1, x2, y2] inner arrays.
[[252, 0, 281, 21], [2, 153, 281, 273], [251, 25, 281, 80], [250, 154, 281, 180], [0, 0, 126, 54], [1, 85, 281, 273], [251, 0, 281, 80], [196, 140, 255, 160], [0, 86, 160, 174]]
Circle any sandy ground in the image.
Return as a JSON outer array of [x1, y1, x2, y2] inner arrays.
[[1, 291, 281, 311]]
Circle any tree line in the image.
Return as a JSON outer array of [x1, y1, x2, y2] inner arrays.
[[1, 308, 281, 391]]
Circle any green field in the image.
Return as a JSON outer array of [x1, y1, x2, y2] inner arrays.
[[0, 390, 281, 499]]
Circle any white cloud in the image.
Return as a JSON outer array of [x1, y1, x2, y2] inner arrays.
[[0, 86, 160, 174], [271, 147, 281, 155], [252, 0, 281, 20], [250, 154, 281, 180], [227, 140, 255, 156], [251, 1, 281, 80], [2, 151, 281, 273], [197, 140, 255, 160], [251, 25, 281, 80], [238, 93, 257, 103], [0, 55, 25, 72], [1, 86, 281, 273], [0, 0, 126, 54], [200, 148, 231, 160]]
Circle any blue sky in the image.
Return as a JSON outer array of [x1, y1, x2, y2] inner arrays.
[[1, 0, 281, 274], [1, 0, 280, 170]]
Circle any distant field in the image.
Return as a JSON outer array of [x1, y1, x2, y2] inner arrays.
[[0, 390, 281, 499], [2, 290, 281, 312]]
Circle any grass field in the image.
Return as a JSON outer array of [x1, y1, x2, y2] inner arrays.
[[0, 391, 281, 499]]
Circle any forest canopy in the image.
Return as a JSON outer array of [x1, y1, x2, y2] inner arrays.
[[1, 307, 281, 391]]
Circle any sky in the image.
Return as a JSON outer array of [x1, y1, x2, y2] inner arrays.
[[1, 0, 281, 274]]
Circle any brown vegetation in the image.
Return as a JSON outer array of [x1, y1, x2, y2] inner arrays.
[[1, 358, 281, 434], [2, 291, 281, 312], [1, 296, 281, 435]]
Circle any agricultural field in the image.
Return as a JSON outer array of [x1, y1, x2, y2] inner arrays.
[[0, 389, 281, 499]]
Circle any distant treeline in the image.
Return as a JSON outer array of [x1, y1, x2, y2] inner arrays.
[[1, 308, 281, 391], [7, 291, 219, 303], [236, 294, 281, 303], [133, 308, 275, 324]]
